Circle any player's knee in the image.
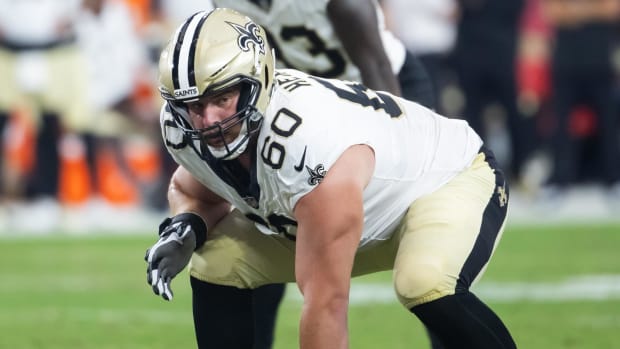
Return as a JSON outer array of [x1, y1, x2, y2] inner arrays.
[[394, 260, 452, 309]]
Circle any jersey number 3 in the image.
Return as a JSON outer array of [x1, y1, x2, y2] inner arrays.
[[264, 26, 346, 78]]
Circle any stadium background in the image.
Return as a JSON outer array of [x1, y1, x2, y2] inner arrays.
[[0, 1, 619, 348]]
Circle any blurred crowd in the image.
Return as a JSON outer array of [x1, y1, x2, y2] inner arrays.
[[1, 0, 619, 232]]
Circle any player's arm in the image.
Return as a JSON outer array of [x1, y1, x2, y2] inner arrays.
[[145, 165, 231, 301], [167, 165, 231, 227], [294, 144, 375, 348], [327, 0, 401, 96]]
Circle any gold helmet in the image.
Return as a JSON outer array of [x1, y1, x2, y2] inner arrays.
[[158, 8, 275, 160]]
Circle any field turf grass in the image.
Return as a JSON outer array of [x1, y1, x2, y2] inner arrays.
[[1, 223, 619, 348]]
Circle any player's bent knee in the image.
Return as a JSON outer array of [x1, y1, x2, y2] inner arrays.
[[394, 262, 455, 309]]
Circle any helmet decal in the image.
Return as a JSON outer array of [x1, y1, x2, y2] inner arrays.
[[226, 21, 265, 55], [171, 11, 210, 91]]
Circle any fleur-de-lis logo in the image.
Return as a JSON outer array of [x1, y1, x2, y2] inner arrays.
[[497, 185, 508, 208], [226, 21, 265, 55], [306, 164, 326, 186]]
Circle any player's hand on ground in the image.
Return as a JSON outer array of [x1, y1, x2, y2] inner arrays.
[[144, 213, 207, 301]]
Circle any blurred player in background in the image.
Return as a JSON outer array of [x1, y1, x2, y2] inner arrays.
[[381, 0, 458, 116], [75, 0, 158, 212], [452, 0, 534, 184], [0, 0, 85, 229], [214, 0, 434, 106], [540, 0, 620, 198]]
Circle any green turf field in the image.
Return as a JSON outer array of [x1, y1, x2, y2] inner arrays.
[[1, 223, 619, 348]]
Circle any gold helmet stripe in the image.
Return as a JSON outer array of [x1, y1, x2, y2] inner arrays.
[[171, 11, 209, 91]]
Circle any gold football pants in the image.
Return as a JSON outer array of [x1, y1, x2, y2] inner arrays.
[[189, 148, 508, 308]]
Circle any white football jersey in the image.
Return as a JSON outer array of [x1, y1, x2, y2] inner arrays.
[[161, 69, 482, 248], [212, 0, 405, 81]]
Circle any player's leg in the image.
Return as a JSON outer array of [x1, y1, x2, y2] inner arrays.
[[0, 48, 16, 187], [411, 290, 514, 348], [190, 280, 285, 349], [393, 147, 516, 348], [25, 111, 61, 199], [398, 51, 436, 110], [398, 49, 448, 349], [189, 209, 297, 349], [0, 111, 7, 195], [191, 277, 255, 348], [29, 44, 88, 201], [252, 283, 286, 349], [586, 74, 620, 186]]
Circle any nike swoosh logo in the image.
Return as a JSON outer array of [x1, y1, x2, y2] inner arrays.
[[294, 146, 307, 172]]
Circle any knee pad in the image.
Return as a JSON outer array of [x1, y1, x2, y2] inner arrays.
[[394, 261, 455, 309]]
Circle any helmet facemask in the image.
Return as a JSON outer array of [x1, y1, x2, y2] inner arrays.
[[197, 80, 264, 160], [167, 78, 264, 161]]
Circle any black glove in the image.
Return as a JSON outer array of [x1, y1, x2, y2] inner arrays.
[[144, 213, 207, 301]]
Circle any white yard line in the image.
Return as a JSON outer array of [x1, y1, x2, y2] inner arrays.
[[3, 274, 620, 303], [285, 275, 620, 304], [3, 274, 620, 304]]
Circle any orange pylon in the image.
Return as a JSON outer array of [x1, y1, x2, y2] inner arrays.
[[58, 134, 91, 205], [4, 107, 36, 175], [124, 140, 161, 184], [96, 144, 139, 205]]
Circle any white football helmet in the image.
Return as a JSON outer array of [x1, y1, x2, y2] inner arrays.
[[158, 8, 276, 160]]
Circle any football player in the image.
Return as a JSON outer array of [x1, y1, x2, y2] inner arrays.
[[145, 8, 516, 349], [203, 1, 437, 347]]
